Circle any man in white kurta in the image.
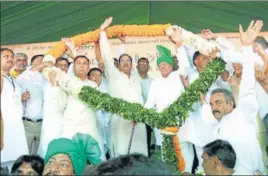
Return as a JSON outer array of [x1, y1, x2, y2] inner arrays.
[[144, 44, 186, 167], [99, 19, 147, 157], [199, 45, 265, 174], [41, 55, 105, 160], [1, 48, 29, 171]]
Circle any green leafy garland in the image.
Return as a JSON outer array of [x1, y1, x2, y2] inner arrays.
[[79, 58, 226, 169]]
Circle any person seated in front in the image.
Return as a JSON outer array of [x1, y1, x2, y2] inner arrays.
[[42, 133, 102, 175], [11, 155, 44, 175], [83, 153, 176, 175], [202, 139, 236, 175]]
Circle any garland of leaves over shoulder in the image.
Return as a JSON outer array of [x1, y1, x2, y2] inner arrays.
[[79, 58, 225, 169]]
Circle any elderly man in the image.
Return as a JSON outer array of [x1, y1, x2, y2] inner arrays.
[[99, 17, 147, 157], [43, 133, 102, 175], [199, 20, 265, 174], [144, 45, 185, 160], [0, 48, 29, 171], [202, 140, 236, 175], [10, 52, 28, 78]]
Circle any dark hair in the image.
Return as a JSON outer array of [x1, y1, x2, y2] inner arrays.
[[11, 155, 44, 175], [87, 67, 102, 77], [118, 53, 132, 63], [1, 48, 14, 56], [55, 57, 70, 66], [30, 55, 44, 65], [255, 36, 268, 50], [74, 55, 89, 63], [203, 140, 236, 169], [137, 57, 149, 64], [211, 88, 236, 108], [192, 51, 201, 66], [83, 153, 176, 175]]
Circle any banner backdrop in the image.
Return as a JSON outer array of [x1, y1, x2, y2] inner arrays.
[[2, 32, 268, 77]]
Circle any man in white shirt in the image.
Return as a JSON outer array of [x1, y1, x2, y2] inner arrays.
[[1, 48, 29, 172], [199, 20, 265, 175], [16, 54, 45, 155], [46, 55, 105, 160], [10, 52, 28, 79], [99, 17, 147, 157]]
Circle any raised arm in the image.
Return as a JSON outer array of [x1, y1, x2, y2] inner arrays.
[[99, 17, 121, 79], [201, 29, 235, 51], [94, 41, 104, 73], [168, 27, 191, 78], [237, 20, 263, 122]]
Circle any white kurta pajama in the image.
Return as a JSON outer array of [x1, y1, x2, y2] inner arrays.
[[145, 45, 196, 171], [41, 62, 106, 160], [37, 81, 67, 158], [58, 75, 106, 160], [1, 76, 29, 170], [100, 31, 148, 157], [200, 46, 265, 175]]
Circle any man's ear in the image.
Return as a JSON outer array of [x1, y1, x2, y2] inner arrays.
[[212, 156, 221, 167], [193, 58, 199, 67]]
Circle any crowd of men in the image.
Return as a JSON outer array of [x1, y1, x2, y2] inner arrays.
[[0, 17, 268, 175]]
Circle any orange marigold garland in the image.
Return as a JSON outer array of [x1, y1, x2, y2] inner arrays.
[[47, 24, 171, 59], [161, 127, 185, 172]]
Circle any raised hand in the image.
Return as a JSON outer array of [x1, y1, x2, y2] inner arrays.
[[239, 20, 263, 46], [100, 17, 113, 31], [201, 29, 217, 40], [169, 27, 183, 47], [62, 37, 76, 52], [76, 45, 89, 56]]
